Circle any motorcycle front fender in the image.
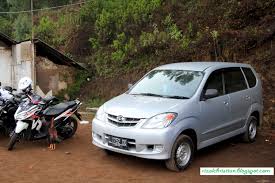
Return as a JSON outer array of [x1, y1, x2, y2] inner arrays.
[[15, 121, 29, 133]]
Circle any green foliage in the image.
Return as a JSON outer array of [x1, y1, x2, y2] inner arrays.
[[13, 15, 32, 41], [58, 71, 89, 99], [0, 17, 13, 36], [68, 71, 89, 98], [210, 30, 219, 39], [111, 33, 137, 62], [34, 17, 56, 42], [78, 0, 163, 76], [139, 27, 169, 48], [89, 37, 100, 49], [86, 97, 105, 107], [6, 0, 31, 41], [81, 0, 162, 44], [34, 12, 81, 46], [7, 0, 30, 11], [93, 50, 113, 76], [181, 35, 191, 50], [163, 14, 182, 41]]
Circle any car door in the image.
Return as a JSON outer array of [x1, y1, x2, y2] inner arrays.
[[223, 67, 251, 130], [199, 69, 231, 141]]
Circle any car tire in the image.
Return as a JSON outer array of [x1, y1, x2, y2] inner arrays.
[[165, 134, 194, 172], [242, 116, 258, 143]]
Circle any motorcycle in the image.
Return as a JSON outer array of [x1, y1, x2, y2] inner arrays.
[[0, 86, 23, 135], [8, 93, 82, 150]]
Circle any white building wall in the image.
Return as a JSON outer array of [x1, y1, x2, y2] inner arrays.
[[11, 41, 34, 89], [0, 46, 12, 87]]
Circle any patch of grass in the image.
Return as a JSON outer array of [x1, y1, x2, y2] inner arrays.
[[86, 97, 106, 108]]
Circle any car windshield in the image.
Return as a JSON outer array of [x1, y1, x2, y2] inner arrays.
[[129, 70, 204, 99]]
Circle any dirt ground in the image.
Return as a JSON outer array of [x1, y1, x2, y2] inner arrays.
[[0, 115, 274, 183]]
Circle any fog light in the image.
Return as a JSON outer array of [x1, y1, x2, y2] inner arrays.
[[154, 145, 164, 152], [147, 145, 154, 151]]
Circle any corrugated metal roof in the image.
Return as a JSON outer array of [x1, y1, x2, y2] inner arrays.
[[33, 39, 86, 70], [0, 32, 17, 46]]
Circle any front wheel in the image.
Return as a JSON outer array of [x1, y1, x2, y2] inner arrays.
[[242, 116, 257, 143], [8, 133, 19, 151], [165, 135, 194, 172], [57, 117, 78, 140]]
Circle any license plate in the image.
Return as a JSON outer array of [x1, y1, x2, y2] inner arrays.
[[107, 136, 128, 150]]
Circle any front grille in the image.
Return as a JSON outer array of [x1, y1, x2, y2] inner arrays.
[[107, 113, 141, 127]]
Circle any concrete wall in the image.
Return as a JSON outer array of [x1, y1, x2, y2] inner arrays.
[[0, 40, 75, 96], [0, 42, 12, 87], [35, 56, 75, 96], [11, 41, 34, 89]]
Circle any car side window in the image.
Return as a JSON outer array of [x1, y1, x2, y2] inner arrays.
[[242, 67, 257, 88], [224, 67, 247, 94], [203, 70, 224, 97]]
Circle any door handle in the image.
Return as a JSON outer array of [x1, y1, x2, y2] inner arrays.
[[223, 101, 229, 105]]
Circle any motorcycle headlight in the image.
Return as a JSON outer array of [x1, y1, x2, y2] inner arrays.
[[95, 106, 105, 121], [142, 113, 177, 129]]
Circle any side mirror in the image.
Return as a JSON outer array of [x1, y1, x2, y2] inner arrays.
[[128, 83, 133, 90], [203, 89, 219, 100]]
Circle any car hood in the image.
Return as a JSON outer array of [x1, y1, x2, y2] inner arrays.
[[103, 94, 186, 119]]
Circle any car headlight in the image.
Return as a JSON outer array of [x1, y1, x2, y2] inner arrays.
[[142, 113, 177, 129], [95, 106, 105, 121]]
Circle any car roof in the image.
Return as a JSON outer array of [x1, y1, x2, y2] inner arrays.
[[154, 62, 251, 72]]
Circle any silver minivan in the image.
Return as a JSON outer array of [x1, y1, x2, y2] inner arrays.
[[92, 62, 263, 171]]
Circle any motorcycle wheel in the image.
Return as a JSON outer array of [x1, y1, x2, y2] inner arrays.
[[57, 117, 78, 140], [8, 133, 18, 151]]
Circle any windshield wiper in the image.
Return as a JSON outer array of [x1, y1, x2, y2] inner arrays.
[[131, 93, 165, 98], [131, 93, 189, 99], [164, 95, 189, 99]]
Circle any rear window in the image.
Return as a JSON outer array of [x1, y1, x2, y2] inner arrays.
[[224, 67, 247, 94], [242, 67, 257, 88]]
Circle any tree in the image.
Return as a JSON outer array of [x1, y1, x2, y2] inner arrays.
[[0, 0, 12, 35], [13, 15, 32, 41], [5, 0, 31, 41]]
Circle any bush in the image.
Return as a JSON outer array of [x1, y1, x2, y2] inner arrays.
[[0, 17, 13, 36], [81, 0, 162, 44], [58, 71, 89, 99], [163, 14, 182, 41], [34, 17, 57, 43], [86, 97, 105, 108], [139, 28, 169, 49]]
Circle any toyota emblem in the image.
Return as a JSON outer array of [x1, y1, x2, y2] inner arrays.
[[117, 115, 125, 122]]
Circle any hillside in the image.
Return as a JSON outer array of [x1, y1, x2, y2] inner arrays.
[[76, 0, 275, 128]]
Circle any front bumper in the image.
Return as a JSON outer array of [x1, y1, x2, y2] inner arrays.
[[91, 118, 175, 160]]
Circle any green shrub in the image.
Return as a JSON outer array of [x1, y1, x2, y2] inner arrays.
[[34, 16, 57, 43], [163, 14, 182, 41], [86, 97, 106, 108], [139, 26, 169, 49], [0, 17, 13, 36], [58, 71, 89, 99]]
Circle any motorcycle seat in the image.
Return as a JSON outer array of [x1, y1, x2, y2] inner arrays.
[[43, 101, 76, 116], [43, 96, 58, 103]]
